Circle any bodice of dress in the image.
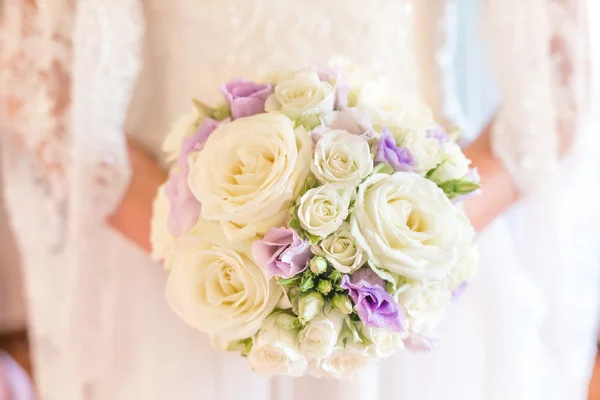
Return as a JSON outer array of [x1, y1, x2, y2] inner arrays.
[[125, 0, 455, 160]]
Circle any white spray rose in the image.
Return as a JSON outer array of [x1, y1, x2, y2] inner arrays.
[[265, 71, 334, 119], [150, 183, 176, 267], [298, 292, 325, 325], [165, 220, 282, 341], [351, 173, 475, 282], [398, 130, 443, 174], [355, 83, 435, 132], [189, 113, 312, 241], [248, 313, 308, 377], [312, 222, 366, 273], [361, 326, 406, 358], [316, 342, 372, 380], [162, 107, 201, 162], [428, 142, 471, 183], [298, 185, 351, 239], [311, 130, 373, 189], [396, 281, 452, 334], [445, 246, 479, 291], [298, 311, 345, 360]]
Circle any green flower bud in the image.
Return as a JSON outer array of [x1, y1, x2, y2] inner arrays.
[[299, 275, 315, 292], [328, 270, 343, 284], [298, 292, 325, 324], [331, 293, 353, 315], [309, 256, 328, 275], [316, 279, 333, 295]]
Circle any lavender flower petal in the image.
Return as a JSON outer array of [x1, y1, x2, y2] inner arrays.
[[341, 268, 405, 332], [221, 79, 272, 119], [253, 227, 312, 279], [374, 127, 413, 172]]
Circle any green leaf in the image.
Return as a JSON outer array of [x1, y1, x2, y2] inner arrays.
[[372, 163, 394, 175], [192, 98, 214, 116], [277, 276, 301, 287], [212, 104, 232, 121], [425, 163, 443, 179], [304, 232, 321, 244], [294, 113, 321, 131]]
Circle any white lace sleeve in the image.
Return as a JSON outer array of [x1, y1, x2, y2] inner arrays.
[[483, 0, 590, 194]]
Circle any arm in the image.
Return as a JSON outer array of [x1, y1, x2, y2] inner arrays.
[[107, 139, 167, 253], [462, 121, 519, 232]]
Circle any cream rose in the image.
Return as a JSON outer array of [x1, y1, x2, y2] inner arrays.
[[165, 223, 282, 340], [162, 107, 202, 163], [298, 185, 351, 238], [355, 83, 435, 132], [311, 130, 373, 188], [150, 183, 176, 267], [248, 313, 308, 377], [189, 113, 311, 241], [428, 142, 471, 183], [351, 173, 475, 282], [312, 222, 366, 273], [298, 311, 345, 360], [361, 327, 406, 358], [265, 71, 334, 119], [396, 281, 452, 334]]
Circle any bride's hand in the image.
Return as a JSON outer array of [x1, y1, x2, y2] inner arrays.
[[107, 138, 167, 252]]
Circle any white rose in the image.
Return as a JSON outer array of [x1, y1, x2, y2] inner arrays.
[[189, 113, 312, 241], [361, 326, 406, 358], [355, 83, 435, 132], [428, 142, 471, 183], [298, 311, 345, 359], [311, 130, 373, 188], [150, 183, 176, 267], [398, 130, 443, 174], [298, 185, 351, 238], [445, 246, 479, 291], [248, 313, 308, 377], [315, 342, 372, 380], [327, 57, 377, 92], [265, 71, 334, 119], [165, 221, 282, 340], [351, 173, 475, 282], [312, 222, 366, 273], [162, 107, 201, 162], [396, 281, 452, 334]]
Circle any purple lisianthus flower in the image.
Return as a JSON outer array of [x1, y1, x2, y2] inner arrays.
[[374, 127, 414, 172], [311, 108, 377, 145], [451, 281, 469, 301], [311, 64, 350, 109], [220, 79, 272, 119], [177, 118, 219, 168], [166, 118, 220, 237], [404, 333, 437, 352], [427, 124, 450, 144], [0, 351, 35, 400], [341, 267, 405, 332], [252, 227, 312, 279], [165, 169, 200, 237]]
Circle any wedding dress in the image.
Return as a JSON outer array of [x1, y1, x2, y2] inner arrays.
[[1, 1, 599, 399]]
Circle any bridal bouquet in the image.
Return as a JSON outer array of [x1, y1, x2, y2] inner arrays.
[[151, 60, 480, 379]]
